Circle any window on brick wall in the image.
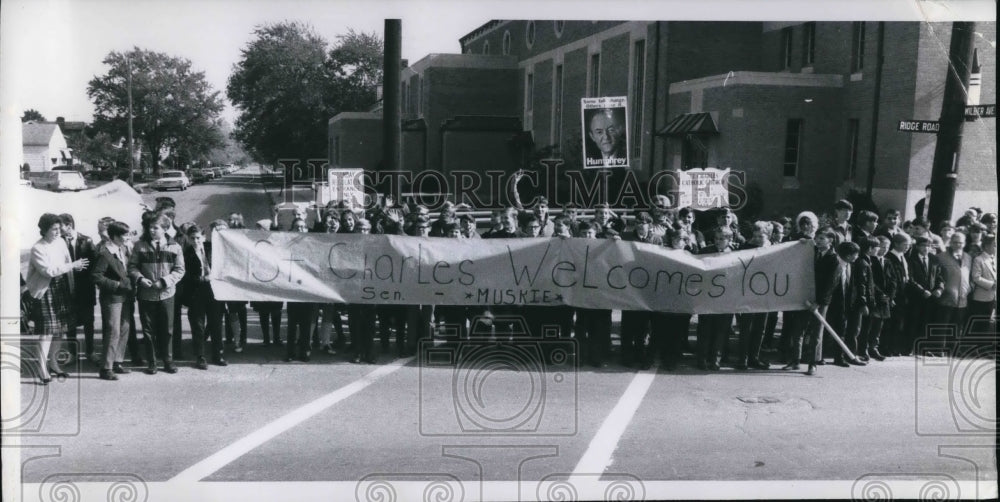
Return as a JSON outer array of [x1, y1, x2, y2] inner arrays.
[[553, 64, 563, 146], [418, 77, 423, 117], [554, 21, 564, 38], [851, 22, 865, 73], [502, 31, 511, 55], [803, 22, 816, 66], [526, 21, 536, 48], [483, 40, 490, 55], [526, 72, 533, 112], [631, 39, 646, 158], [783, 119, 803, 177], [589, 53, 601, 97], [781, 27, 793, 70], [846, 119, 860, 180]]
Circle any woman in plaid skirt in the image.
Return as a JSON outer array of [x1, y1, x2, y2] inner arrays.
[[26, 213, 90, 384]]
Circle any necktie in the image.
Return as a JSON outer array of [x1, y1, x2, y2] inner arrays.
[[199, 246, 210, 278], [67, 238, 76, 260]]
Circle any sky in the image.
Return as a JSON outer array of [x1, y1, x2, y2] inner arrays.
[[0, 0, 994, 126]]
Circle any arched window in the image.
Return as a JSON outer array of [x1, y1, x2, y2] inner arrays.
[[483, 40, 490, 54], [526, 21, 536, 49], [553, 21, 564, 38], [502, 30, 511, 55]]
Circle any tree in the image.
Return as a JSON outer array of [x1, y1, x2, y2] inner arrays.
[[227, 22, 382, 169], [87, 48, 224, 175], [21, 109, 46, 122]]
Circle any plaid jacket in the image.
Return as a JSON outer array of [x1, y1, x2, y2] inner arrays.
[[127, 238, 185, 301]]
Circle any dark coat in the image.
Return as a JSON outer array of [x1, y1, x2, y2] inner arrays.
[[907, 252, 944, 301], [181, 242, 215, 308], [90, 245, 134, 305], [869, 255, 896, 318], [66, 233, 98, 306], [884, 251, 910, 307]]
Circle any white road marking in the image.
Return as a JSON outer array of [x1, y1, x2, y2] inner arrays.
[[572, 365, 658, 476], [170, 357, 413, 482]]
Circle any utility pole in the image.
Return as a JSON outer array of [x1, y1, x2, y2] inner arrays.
[[127, 54, 135, 186], [927, 22, 975, 226], [382, 19, 402, 176]]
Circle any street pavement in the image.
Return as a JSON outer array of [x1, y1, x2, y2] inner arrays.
[[9, 171, 997, 500]]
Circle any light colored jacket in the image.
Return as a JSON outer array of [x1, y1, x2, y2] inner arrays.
[[26, 238, 75, 299], [971, 252, 997, 302], [127, 237, 185, 301], [936, 251, 972, 308]]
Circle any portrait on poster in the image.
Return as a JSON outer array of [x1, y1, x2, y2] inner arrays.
[[581, 96, 629, 169]]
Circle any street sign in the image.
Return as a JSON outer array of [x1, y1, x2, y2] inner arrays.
[[965, 104, 996, 119], [898, 120, 940, 133]]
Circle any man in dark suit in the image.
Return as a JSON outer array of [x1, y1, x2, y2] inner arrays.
[[180, 223, 227, 369], [906, 236, 944, 356], [881, 232, 911, 356], [814, 241, 867, 371], [90, 221, 135, 380], [60, 213, 98, 362], [697, 226, 737, 371]]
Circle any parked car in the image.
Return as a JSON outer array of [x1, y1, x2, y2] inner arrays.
[[189, 168, 208, 183], [211, 167, 224, 178], [150, 170, 191, 191], [28, 170, 88, 192], [18, 177, 33, 188]]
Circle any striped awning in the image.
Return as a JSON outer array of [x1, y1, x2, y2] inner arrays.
[[656, 112, 719, 137]]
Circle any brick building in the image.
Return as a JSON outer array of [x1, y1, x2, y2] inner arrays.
[[330, 20, 996, 220]]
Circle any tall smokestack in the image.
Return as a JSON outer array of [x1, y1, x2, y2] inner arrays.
[[382, 19, 402, 174]]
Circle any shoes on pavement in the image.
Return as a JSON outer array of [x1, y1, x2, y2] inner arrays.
[[98, 369, 118, 381], [833, 360, 850, 368], [234, 345, 244, 353], [284, 356, 295, 362], [163, 363, 178, 374], [848, 358, 867, 366], [868, 349, 886, 361], [195, 358, 208, 370], [213, 358, 228, 367], [144, 365, 158, 375], [112, 363, 130, 374], [132, 357, 146, 367], [814, 360, 826, 366], [734, 362, 749, 370], [858, 354, 870, 362], [805, 365, 816, 376], [782, 363, 801, 371], [707, 362, 721, 371], [352, 356, 362, 364], [750, 360, 770, 370]]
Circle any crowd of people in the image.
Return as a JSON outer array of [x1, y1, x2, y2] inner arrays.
[[21, 186, 997, 383]]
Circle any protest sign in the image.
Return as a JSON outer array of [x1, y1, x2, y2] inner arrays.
[[581, 97, 630, 169], [676, 168, 731, 209], [211, 231, 815, 314], [317, 168, 366, 210]]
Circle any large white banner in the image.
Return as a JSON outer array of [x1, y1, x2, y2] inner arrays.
[[211, 231, 815, 314]]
